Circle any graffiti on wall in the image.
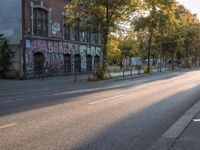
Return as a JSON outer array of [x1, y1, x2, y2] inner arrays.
[[52, 22, 61, 37], [31, 40, 48, 52], [26, 39, 101, 74], [80, 45, 87, 71], [31, 40, 71, 54], [26, 49, 34, 74]]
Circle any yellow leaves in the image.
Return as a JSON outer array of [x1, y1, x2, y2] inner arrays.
[[176, 4, 199, 28], [108, 35, 120, 52], [107, 35, 121, 61]]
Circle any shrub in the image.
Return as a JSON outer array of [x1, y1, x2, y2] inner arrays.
[[181, 60, 192, 68], [93, 64, 105, 80], [143, 65, 151, 73], [136, 65, 142, 74], [0, 34, 13, 78]]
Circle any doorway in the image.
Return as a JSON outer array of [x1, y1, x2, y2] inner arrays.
[[34, 52, 44, 74], [74, 54, 81, 72], [64, 54, 71, 73]]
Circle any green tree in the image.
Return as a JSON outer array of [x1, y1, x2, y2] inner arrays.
[[118, 37, 140, 68], [174, 4, 200, 67], [107, 35, 121, 64], [133, 0, 177, 72], [65, 0, 139, 79], [0, 34, 13, 78]]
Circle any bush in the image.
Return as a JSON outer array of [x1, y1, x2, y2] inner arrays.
[[143, 65, 151, 73], [93, 64, 105, 80], [181, 60, 192, 68], [136, 65, 142, 74], [0, 34, 13, 78]]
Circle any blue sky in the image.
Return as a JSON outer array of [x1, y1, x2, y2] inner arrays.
[[177, 0, 200, 19]]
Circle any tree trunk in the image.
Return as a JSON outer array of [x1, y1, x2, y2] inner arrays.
[[171, 58, 174, 70], [97, 27, 109, 79], [147, 30, 153, 73]]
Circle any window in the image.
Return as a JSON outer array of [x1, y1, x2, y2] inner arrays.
[[64, 24, 70, 40], [75, 28, 80, 41], [33, 8, 48, 36], [91, 25, 99, 44], [74, 19, 80, 41], [68, 27, 79, 41], [86, 28, 91, 43]]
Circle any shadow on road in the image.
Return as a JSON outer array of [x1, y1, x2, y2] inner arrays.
[[70, 85, 200, 150], [0, 71, 186, 117]]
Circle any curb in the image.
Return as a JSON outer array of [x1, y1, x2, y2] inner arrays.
[[147, 99, 200, 150], [89, 68, 200, 84], [95, 70, 171, 84]]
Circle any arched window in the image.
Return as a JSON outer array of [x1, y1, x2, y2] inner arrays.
[[74, 54, 81, 72], [33, 8, 48, 36], [86, 55, 92, 72], [64, 54, 71, 72]]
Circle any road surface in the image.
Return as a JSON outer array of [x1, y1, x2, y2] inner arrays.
[[0, 70, 200, 150]]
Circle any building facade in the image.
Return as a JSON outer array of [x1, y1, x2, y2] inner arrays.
[[0, 0, 102, 78]]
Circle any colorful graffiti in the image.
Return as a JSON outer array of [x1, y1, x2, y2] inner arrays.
[[31, 40, 48, 52], [31, 40, 71, 54], [25, 49, 34, 74], [26, 39, 101, 75], [44, 53, 64, 70]]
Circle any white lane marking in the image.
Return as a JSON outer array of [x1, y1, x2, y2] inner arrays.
[[88, 94, 125, 105], [193, 119, 200, 122], [0, 98, 27, 104], [53, 84, 132, 96], [0, 123, 17, 129], [0, 100, 13, 104]]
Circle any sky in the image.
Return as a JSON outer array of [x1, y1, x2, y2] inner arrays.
[[177, 0, 200, 19]]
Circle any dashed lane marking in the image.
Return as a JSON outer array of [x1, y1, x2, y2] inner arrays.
[[193, 119, 200, 122], [0, 100, 13, 104], [0, 123, 17, 129], [88, 94, 125, 105]]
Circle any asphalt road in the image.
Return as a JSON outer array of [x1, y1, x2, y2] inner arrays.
[[1, 70, 200, 150]]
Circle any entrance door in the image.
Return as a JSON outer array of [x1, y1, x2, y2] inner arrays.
[[34, 52, 44, 74], [74, 54, 81, 72], [86, 55, 92, 72], [64, 54, 71, 73]]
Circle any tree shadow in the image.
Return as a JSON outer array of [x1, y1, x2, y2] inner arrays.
[[0, 71, 186, 117], [70, 85, 200, 150]]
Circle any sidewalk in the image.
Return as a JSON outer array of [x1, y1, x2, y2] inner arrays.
[[42, 68, 168, 82], [148, 100, 200, 150], [18, 68, 165, 83], [169, 111, 200, 150]]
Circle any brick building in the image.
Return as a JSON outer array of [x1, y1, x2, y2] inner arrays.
[[0, 0, 102, 78]]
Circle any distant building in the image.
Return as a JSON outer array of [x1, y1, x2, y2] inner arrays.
[[0, 0, 102, 78], [122, 57, 142, 67]]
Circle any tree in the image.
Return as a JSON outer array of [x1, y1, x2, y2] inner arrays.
[[65, 0, 139, 79], [174, 4, 200, 67], [0, 34, 13, 78], [118, 37, 140, 68], [107, 35, 121, 64], [133, 0, 177, 72]]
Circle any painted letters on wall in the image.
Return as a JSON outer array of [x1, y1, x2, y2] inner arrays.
[[25, 39, 101, 75]]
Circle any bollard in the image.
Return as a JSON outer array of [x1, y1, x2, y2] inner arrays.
[[108, 69, 112, 79], [88, 73, 91, 81], [74, 69, 77, 82], [131, 67, 133, 76]]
